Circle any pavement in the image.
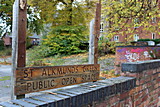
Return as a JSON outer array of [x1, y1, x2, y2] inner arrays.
[[0, 65, 12, 102]]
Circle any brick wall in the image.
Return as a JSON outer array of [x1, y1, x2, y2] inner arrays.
[[0, 60, 159, 107], [115, 46, 160, 73], [96, 59, 160, 107]]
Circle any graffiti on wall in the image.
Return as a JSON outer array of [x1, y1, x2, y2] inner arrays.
[[125, 51, 140, 62], [124, 50, 153, 62], [117, 47, 160, 62]]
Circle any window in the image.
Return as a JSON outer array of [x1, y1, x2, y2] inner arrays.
[[151, 0, 157, 6], [134, 34, 139, 41], [119, 0, 126, 3], [152, 17, 156, 23], [100, 23, 103, 32], [134, 18, 140, 28], [152, 33, 156, 39], [119, 0, 122, 3], [114, 35, 119, 42], [115, 26, 120, 31]]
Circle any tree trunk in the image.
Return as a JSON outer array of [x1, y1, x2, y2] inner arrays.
[[67, 0, 74, 25]]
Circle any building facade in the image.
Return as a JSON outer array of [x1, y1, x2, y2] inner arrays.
[[100, 0, 160, 43]]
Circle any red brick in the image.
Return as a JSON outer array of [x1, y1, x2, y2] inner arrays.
[[155, 88, 159, 93], [156, 78, 160, 83], [153, 74, 158, 79], [120, 72, 126, 76], [152, 69, 157, 74], [125, 97, 134, 106], [142, 84, 148, 90], [114, 103, 120, 107], [134, 93, 139, 99], [136, 80, 140, 86], [139, 79, 146, 85], [108, 96, 120, 105], [120, 92, 129, 100], [149, 99, 158, 107], [97, 101, 109, 107], [138, 103, 145, 107], [126, 73, 138, 77], [144, 70, 153, 76], [129, 89, 136, 96], [135, 99, 142, 106], [154, 83, 159, 89], [144, 100, 150, 106], [157, 68, 160, 73], [120, 101, 125, 107], [146, 82, 152, 88], [137, 73, 143, 79], [135, 86, 142, 92], [141, 95, 148, 102], [148, 86, 154, 92], [150, 90, 156, 96]]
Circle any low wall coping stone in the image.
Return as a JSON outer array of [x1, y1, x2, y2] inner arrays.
[[0, 76, 136, 107], [116, 46, 160, 47], [122, 59, 160, 73]]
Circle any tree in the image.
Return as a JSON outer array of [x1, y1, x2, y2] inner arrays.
[[27, 0, 97, 55], [102, 0, 160, 40], [0, 0, 14, 36], [42, 25, 88, 55], [28, 0, 96, 26], [0, 0, 43, 37]]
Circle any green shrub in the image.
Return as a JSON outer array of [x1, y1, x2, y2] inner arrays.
[[0, 48, 12, 57], [27, 46, 51, 66], [0, 40, 4, 51], [138, 39, 160, 45], [98, 38, 127, 54], [138, 39, 151, 42], [98, 38, 109, 55], [26, 36, 32, 49], [27, 45, 51, 58], [152, 39, 160, 45], [42, 25, 88, 56]]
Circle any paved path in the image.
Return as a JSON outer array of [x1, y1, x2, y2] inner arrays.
[[0, 65, 12, 102]]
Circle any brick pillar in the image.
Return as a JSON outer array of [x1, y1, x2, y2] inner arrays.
[[121, 59, 160, 107]]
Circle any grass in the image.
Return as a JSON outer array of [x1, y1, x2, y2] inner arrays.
[[27, 53, 89, 66], [0, 48, 12, 65], [0, 61, 11, 65], [0, 49, 117, 79], [3, 85, 10, 88], [26, 52, 118, 79], [0, 76, 11, 81], [100, 70, 120, 79], [0, 48, 12, 57]]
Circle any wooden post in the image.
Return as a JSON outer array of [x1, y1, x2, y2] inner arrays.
[[11, 0, 19, 100], [17, 0, 27, 99], [11, 0, 27, 99], [94, 1, 101, 64], [89, 19, 95, 64]]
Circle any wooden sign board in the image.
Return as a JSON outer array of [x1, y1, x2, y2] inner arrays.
[[15, 64, 100, 95]]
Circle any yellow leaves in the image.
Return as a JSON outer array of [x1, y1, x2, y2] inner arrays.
[[100, 69, 119, 79], [99, 54, 115, 60], [61, 33, 70, 36], [62, 53, 88, 59]]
